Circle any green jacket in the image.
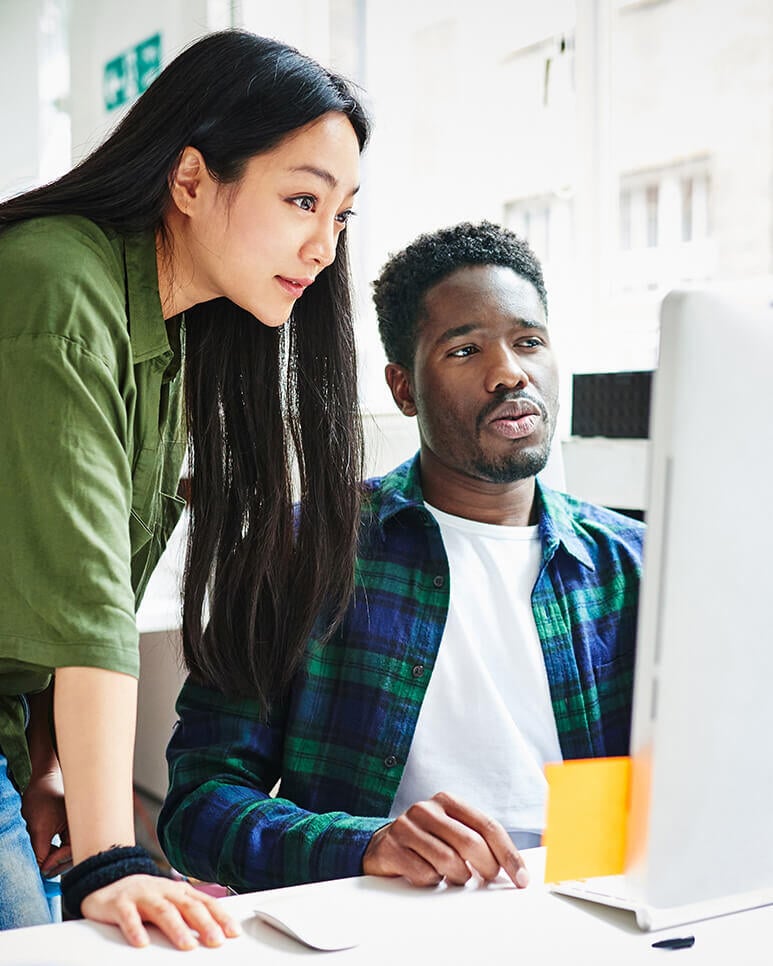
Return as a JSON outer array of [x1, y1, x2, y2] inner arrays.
[[0, 215, 185, 789]]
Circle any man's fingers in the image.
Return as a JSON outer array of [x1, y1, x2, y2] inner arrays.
[[395, 847, 445, 887], [364, 795, 531, 890], [363, 822, 444, 884], [366, 808, 474, 885], [431, 792, 529, 887], [396, 804, 478, 884], [41, 843, 73, 876], [25, 819, 54, 865]]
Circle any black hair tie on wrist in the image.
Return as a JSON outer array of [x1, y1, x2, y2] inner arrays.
[[61, 845, 169, 919]]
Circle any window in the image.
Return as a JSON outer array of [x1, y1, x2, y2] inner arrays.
[[504, 193, 575, 275], [619, 188, 632, 250], [616, 158, 714, 294], [645, 184, 659, 248], [680, 171, 710, 243]]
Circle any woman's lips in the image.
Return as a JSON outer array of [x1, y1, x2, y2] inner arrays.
[[276, 276, 313, 298]]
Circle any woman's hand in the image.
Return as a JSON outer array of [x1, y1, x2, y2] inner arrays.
[[80, 875, 241, 950], [21, 766, 72, 877], [52, 668, 239, 948]]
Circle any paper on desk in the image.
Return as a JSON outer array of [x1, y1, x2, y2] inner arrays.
[[542, 756, 631, 883]]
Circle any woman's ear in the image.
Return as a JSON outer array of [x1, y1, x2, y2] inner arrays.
[[168, 146, 209, 215], [385, 363, 418, 417]]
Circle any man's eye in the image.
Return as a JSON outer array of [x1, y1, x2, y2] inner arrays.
[[518, 338, 543, 349], [449, 346, 476, 358]]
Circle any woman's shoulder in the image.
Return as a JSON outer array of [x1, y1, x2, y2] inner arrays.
[[0, 215, 128, 354], [0, 213, 122, 277]]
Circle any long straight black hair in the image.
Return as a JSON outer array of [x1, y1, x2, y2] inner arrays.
[[0, 30, 370, 708]]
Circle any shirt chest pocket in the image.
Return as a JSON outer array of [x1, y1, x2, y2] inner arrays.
[[129, 443, 185, 547], [130, 443, 163, 554], [129, 442, 186, 605]]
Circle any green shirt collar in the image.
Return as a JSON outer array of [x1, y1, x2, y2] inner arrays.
[[124, 229, 173, 363]]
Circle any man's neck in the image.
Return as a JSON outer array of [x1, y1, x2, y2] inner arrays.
[[418, 451, 539, 527]]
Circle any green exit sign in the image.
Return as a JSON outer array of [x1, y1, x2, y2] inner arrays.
[[103, 33, 162, 112]]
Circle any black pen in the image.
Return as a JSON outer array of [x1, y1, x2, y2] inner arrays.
[[652, 936, 695, 950]]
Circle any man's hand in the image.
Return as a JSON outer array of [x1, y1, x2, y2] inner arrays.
[[21, 766, 72, 877], [362, 791, 530, 888], [81, 875, 241, 950]]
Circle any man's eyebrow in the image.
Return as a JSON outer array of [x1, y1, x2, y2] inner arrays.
[[435, 318, 546, 345], [287, 165, 360, 195]]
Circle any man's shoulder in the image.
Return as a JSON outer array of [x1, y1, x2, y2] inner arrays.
[[540, 484, 646, 562], [550, 487, 644, 531], [361, 456, 423, 515]]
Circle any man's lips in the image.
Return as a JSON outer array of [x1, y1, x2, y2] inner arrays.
[[482, 399, 544, 440], [276, 276, 315, 297]]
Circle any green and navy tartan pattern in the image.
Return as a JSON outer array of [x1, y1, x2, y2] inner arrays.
[[158, 455, 644, 892]]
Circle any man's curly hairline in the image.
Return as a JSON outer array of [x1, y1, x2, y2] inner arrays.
[[372, 220, 548, 369]]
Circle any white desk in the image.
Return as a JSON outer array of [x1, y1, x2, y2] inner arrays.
[[1, 849, 770, 965]]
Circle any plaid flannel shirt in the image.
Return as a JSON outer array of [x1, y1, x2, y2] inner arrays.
[[158, 455, 644, 892]]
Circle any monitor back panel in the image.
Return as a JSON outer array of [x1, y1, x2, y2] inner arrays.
[[627, 285, 773, 909]]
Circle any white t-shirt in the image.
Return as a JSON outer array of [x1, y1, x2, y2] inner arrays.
[[388, 503, 563, 847]]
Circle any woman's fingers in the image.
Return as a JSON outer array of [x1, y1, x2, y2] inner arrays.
[[80, 874, 241, 951], [193, 889, 243, 939], [112, 898, 152, 948], [137, 895, 199, 950], [174, 889, 231, 947]]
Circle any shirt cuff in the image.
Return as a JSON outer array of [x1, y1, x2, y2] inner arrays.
[[305, 814, 391, 883]]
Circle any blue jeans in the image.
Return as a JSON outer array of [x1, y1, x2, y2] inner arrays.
[[0, 750, 58, 929]]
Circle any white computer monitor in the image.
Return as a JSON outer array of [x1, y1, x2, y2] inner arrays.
[[625, 281, 773, 911]]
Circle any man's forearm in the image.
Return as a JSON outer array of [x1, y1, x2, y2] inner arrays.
[[159, 781, 385, 891], [26, 684, 58, 777]]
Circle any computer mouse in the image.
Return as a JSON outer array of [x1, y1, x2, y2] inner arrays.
[[253, 900, 362, 951]]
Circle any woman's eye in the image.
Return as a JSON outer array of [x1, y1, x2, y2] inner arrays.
[[290, 195, 316, 211], [335, 209, 356, 226]]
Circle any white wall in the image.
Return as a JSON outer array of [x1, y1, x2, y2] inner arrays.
[[68, 0, 211, 161], [0, 0, 54, 199]]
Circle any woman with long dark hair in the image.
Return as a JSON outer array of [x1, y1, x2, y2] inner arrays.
[[0, 29, 369, 948]]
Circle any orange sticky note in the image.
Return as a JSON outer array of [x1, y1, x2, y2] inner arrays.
[[542, 756, 631, 883]]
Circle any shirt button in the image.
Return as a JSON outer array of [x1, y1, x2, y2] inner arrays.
[[411, 664, 425, 679], [384, 755, 397, 768], [433, 575, 445, 588]]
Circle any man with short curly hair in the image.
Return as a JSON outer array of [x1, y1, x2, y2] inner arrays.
[[374, 219, 548, 370], [160, 221, 644, 894]]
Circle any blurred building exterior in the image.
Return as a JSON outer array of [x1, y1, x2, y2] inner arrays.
[[1, 0, 770, 407], [1, 0, 768, 803]]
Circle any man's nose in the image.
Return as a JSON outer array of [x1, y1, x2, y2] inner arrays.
[[484, 346, 530, 393]]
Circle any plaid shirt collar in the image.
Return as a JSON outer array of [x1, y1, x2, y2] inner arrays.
[[372, 452, 596, 572]]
